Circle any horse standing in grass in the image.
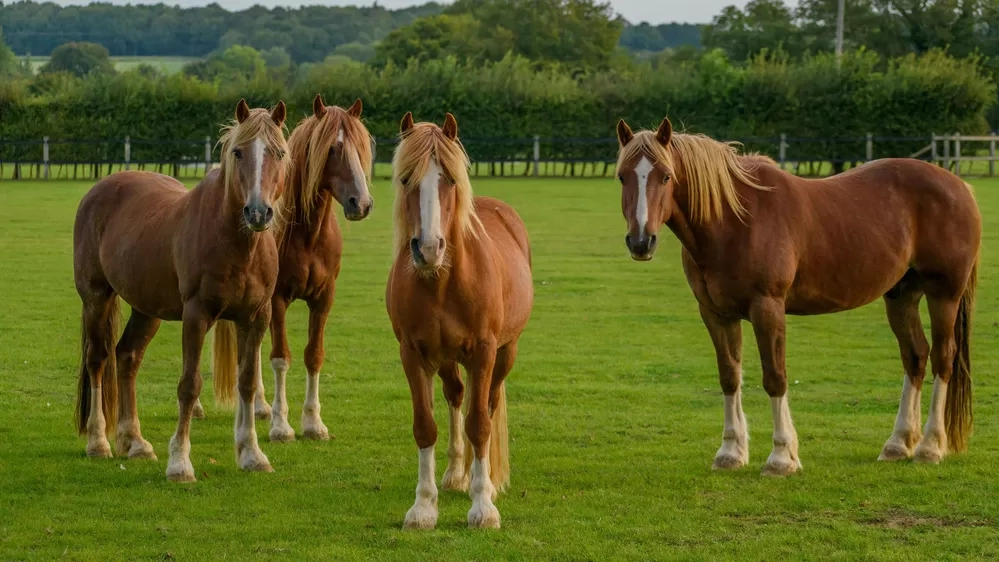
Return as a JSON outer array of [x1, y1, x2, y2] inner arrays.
[[386, 112, 534, 529], [73, 99, 289, 482], [614, 117, 980, 476], [211, 94, 374, 443]]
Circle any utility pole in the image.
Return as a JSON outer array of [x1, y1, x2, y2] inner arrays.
[[835, 0, 845, 69]]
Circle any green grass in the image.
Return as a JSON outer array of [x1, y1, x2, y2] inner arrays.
[[16, 55, 198, 75], [2, 176, 999, 560]]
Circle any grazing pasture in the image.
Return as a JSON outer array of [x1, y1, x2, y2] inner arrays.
[[1, 176, 998, 559], [16, 55, 198, 74]]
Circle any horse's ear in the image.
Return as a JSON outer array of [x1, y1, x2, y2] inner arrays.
[[442, 112, 458, 141], [616, 119, 633, 147], [400, 111, 415, 134], [312, 94, 326, 118], [347, 98, 363, 118], [271, 101, 287, 126], [235, 98, 250, 124], [655, 117, 673, 147]]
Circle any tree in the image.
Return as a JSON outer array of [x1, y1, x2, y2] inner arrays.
[[0, 26, 25, 78], [39, 42, 115, 77], [372, 13, 510, 67], [182, 45, 266, 83], [702, 0, 804, 61]]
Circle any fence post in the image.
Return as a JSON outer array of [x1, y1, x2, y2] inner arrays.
[[43, 136, 50, 179], [779, 133, 787, 169], [204, 136, 211, 174], [943, 133, 950, 170], [532, 135, 540, 177], [954, 133, 962, 177], [370, 137, 377, 179], [865, 133, 873, 162], [124, 136, 131, 171], [990, 132, 995, 177], [930, 133, 938, 166]]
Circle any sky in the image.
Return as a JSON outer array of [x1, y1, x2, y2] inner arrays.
[[42, 0, 804, 25]]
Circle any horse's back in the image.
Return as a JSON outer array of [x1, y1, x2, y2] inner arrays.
[[74, 171, 190, 318]]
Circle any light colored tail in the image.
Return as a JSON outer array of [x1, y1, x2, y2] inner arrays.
[[946, 257, 976, 453], [211, 320, 238, 408], [75, 298, 121, 437], [463, 382, 510, 494]]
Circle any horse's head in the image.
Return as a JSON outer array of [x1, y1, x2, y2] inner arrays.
[[310, 94, 373, 221], [224, 98, 289, 232], [393, 111, 475, 275], [615, 117, 674, 261]]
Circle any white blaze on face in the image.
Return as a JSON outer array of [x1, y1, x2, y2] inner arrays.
[[419, 158, 443, 244], [251, 136, 265, 202], [634, 156, 653, 234], [340, 126, 369, 201]]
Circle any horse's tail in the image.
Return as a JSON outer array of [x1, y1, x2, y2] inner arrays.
[[75, 299, 121, 437], [212, 320, 238, 408], [946, 257, 977, 453], [462, 382, 511, 494]]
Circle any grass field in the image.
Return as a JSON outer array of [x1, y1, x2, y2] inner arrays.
[[16, 56, 198, 75], [2, 175, 999, 560]]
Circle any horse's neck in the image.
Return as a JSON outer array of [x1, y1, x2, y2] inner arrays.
[[667, 182, 730, 261], [201, 170, 265, 253], [286, 190, 336, 246]]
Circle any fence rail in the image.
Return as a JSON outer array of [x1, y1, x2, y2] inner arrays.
[[3, 132, 999, 181]]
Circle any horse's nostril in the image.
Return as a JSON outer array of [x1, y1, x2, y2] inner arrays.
[[437, 238, 445, 251], [265, 207, 274, 221], [243, 205, 251, 216], [348, 196, 358, 209]]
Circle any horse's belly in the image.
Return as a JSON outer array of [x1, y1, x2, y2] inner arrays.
[[785, 259, 909, 315], [100, 232, 183, 320]]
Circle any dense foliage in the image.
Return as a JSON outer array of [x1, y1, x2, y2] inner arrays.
[[0, 49, 992, 166]]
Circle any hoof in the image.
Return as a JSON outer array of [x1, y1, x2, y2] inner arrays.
[[761, 458, 801, 477], [269, 423, 296, 443], [166, 464, 196, 483], [192, 402, 206, 420], [238, 447, 274, 472], [878, 440, 912, 462], [403, 504, 438, 530], [467, 502, 501, 529], [712, 453, 748, 471], [913, 446, 944, 465], [440, 469, 469, 492], [254, 402, 272, 421], [86, 439, 113, 459], [127, 439, 158, 461], [302, 420, 330, 441]]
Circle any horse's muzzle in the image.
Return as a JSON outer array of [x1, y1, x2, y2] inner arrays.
[[625, 233, 657, 261], [243, 203, 274, 232], [344, 196, 373, 221]]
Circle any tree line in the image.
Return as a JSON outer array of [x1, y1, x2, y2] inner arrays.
[[0, 49, 992, 167]]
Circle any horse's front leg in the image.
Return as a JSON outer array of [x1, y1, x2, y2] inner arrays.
[[401, 342, 438, 530], [699, 304, 748, 470], [166, 302, 208, 483], [235, 308, 274, 473], [464, 338, 501, 529], [750, 296, 801, 477]]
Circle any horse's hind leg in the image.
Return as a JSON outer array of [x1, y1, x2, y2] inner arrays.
[[115, 309, 161, 460], [913, 293, 962, 464], [301, 293, 333, 440], [879, 287, 927, 461], [438, 361, 468, 491], [699, 304, 748, 470], [269, 297, 295, 442], [78, 292, 119, 458]]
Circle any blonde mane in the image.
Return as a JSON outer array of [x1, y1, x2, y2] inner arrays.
[[217, 107, 291, 228], [286, 105, 372, 225], [616, 130, 774, 224], [391, 122, 482, 255]]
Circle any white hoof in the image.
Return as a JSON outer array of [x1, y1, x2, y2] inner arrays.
[[86, 436, 113, 459], [878, 438, 913, 462], [712, 441, 749, 470], [467, 500, 501, 529], [166, 458, 196, 483], [126, 438, 157, 460], [403, 502, 438, 530], [238, 444, 273, 473], [761, 451, 802, 477], [914, 440, 946, 464], [269, 420, 296, 443], [254, 401, 272, 421], [441, 468, 469, 492], [192, 400, 206, 420], [301, 417, 329, 441]]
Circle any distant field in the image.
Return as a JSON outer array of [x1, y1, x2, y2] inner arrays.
[[17, 55, 199, 75]]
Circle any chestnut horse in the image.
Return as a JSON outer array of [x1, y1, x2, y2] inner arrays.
[[615, 117, 980, 476], [73, 99, 289, 483], [211, 94, 373, 443], [386, 112, 533, 529]]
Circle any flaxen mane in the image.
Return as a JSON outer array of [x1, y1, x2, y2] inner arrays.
[[391, 122, 482, 254], [287, 106, 372, 225], [217, 107, 291, 228], [616, 131, 774, 224]]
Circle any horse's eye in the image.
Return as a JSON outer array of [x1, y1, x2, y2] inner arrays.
[[233, 148, 243, 160], [617, 174, 624, 183], [663, 174, 670, 184]]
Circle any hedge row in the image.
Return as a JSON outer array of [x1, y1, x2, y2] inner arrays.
[[0, 49, 994, 164]]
